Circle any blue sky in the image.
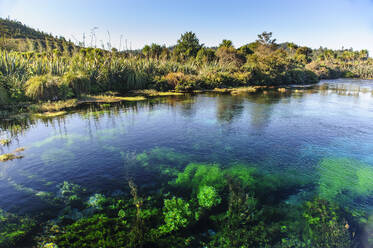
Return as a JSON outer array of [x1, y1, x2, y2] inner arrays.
[[1, 0, 373, 54]]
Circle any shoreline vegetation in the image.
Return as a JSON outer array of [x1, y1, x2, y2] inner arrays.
[[1, 18, 373, 116]]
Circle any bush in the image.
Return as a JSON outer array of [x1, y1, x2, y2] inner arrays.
[[25, 74, 72, 101], [288, 69, 319, 84], [62, 71, 91, 97], [162, 72, 199, 92]]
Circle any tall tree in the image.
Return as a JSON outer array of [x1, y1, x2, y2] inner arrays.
[[174, 31, 202, 60]]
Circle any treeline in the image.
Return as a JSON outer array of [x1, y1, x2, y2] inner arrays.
[[0, 17, 76, 54], [1, 21, 373, 105]]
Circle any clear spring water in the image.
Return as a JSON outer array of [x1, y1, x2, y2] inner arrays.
[[1, 79, 373, 244]]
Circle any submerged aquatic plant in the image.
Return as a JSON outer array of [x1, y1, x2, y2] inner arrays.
[[0, 209, 36, 248], [302, 198, 353, 248], [197, 185, 221, 209], [173, 163, 226, 193], [318, 158, 373, 201], [57, 181, 86, 204], [160, 197, 193, 233], [87, 193, 106, 210]]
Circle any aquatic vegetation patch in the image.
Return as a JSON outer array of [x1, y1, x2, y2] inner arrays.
[[41, 148, 75, 165], [134, 89, 184, 96], [136, 147, 191, 175], [301, 198, 353, 248], [0, 147, 25, 162], [28, 99, 78, 113], [197, 185, 221, 209], [87, 193, 106, 210], [159, 197, 193, 233], [32, 133, 89, 148], [172, 163, 226, 193], [318, 158, 373, 201], [0, 209, 36, 248], [0, 153, 23, 162], [0, 138, 11, 146], [57, 181, 86, 205]]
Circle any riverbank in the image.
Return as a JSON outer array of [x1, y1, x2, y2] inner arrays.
[[0, 86, 292, 118]]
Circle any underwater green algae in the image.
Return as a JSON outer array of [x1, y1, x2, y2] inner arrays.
[[41, 148, 75, 165], [318, 158, 373, 201]]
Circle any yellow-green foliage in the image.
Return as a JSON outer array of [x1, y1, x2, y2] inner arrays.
[[28, 99, 78, 113], [25, 74, 70, 101], [318, 158, 373, 200], [62, 71, 91, 97]]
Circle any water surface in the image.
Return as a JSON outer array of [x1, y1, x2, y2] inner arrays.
[[1, 79, 373, 246]]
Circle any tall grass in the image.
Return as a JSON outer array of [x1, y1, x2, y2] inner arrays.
[[0, 46, 372, 104]]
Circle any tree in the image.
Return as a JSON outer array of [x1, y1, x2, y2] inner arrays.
[[174, 31, 202, 60], [142, 45, 150, 58], [295, 46, 313, 63], [219, 39, 233, 48], [257, 31, 276, 46]]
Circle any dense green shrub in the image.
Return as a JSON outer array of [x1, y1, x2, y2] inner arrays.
[[62, 71, 91, 97], [25, 74, 72, 101]]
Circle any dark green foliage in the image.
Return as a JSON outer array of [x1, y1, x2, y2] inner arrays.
[[174, 31, 202, 60], [55, 214, 127, 248], [0, 210, 36, 248], [302, 199, 353, 248]]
